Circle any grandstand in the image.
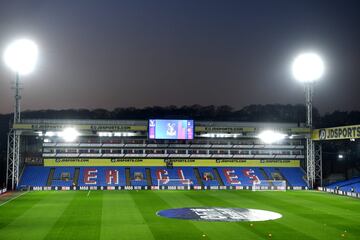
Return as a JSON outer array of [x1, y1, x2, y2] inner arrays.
[[12, 119, 309, 190], [325, 177, 360, 193], [3, 118, 360, 240]]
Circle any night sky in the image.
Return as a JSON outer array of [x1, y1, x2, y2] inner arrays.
[[0, 0, 360, 114]]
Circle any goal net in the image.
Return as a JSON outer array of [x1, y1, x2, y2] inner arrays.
[[157, 179, 191, 189], [252, 180, 287, 191]]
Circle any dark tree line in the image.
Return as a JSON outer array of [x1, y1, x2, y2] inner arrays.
[[0, 104, 311, 123]]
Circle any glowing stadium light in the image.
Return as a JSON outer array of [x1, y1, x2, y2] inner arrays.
[[257, 130, 286, 144], [35, 131, 43, 137], [291, 52, 325, 82], [200, 133, 242, 138], [338, 154, 344, 159], [45, 131, 55, 137], [3, 38, 38, 75], [113, 132, 137, 137], [98, 132, 113, 137], [58, 128, 80, 142]]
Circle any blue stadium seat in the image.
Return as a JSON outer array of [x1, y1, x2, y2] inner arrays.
[[18, 166, 50, 188], [218, 167, 266, 186], [18, 166, 309, 188], [326, 177, 360, 193], [78, 167, 126, 186], [150, 167, 198, 186], [51, 167, 75, 186], [280, 168, 307, 187]]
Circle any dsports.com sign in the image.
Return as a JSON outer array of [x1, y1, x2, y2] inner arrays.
[[312, 124, 360, 141], [43, 158, 300, 167]]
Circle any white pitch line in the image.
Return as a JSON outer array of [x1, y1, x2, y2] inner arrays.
[[87, 190, 91, 197], [0, 191, 29, 207]]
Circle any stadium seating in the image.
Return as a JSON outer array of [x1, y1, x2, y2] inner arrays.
[[77, 167, 126, 186], [51, 167, 75, 186], [18, 166, 307, 188], [218, 167, 266, 186], [339, 183, 360, 193], [150, 167, 199, 186], [326, 177, 360, 193], [18, 166, 50, 187], [279, 167, 307, 187]]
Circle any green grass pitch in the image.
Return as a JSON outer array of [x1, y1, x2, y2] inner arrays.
[[0, 190, 360, 240]]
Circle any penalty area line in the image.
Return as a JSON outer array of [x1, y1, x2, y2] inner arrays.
[[87, 190, 91, 197], [0, 191, 29, 207]]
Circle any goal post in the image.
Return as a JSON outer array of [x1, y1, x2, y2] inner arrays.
[[157, 179, 191, 189], [252, 180, 287, 191]]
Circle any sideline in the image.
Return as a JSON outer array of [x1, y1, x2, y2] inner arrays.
[[0, 191, 30, 207]]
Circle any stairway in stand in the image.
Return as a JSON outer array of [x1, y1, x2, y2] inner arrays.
[[73, 168, 80, 186], [145, 168, 152, 187], [275, 168, 291, 187], [125, 168, 131, 186], [213, 168, 224, 186], [46, 168, 55, 186], [193, 167, 203, 187]]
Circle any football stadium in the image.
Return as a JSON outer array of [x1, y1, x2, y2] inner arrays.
[[1, 2, 360, 240], [1, 119, 360, 240]]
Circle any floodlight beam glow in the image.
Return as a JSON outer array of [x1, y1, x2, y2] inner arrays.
[[257, 130, 286, 144], [3, 38, 39, 75], [58, 128, 80, 142], [45, 131, 55, 137], [291, 52, 325, 82]]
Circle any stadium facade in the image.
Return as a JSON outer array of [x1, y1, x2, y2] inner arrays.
[[8, 119, 311, 190]]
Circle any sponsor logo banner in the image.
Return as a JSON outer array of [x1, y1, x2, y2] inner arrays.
[[44, 158, 164, 166], [44, 158, 300, 167], [312, 124, 360, 141], [319, 187, 360, 199], [171, 159, 299, 167], [13, 123, 308, 135], [195, 126, 309, 134], [157, 207, 282, 222], [29, 186, 306, 191], [13, 123, 146, 131]]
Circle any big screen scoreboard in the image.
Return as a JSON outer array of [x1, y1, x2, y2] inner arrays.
[[148, 119, 194, 140]]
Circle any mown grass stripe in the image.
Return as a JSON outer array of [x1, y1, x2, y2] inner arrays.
[[0, 191, 75, 239], [100, 191, 155, 240], [0, 191, 51, 230], [269, 191, 360, 221], [43, 191, 103, 240], [249, 191, 360, 230]]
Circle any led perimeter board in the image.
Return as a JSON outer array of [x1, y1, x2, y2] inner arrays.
[[148, 119, 194, 140]]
